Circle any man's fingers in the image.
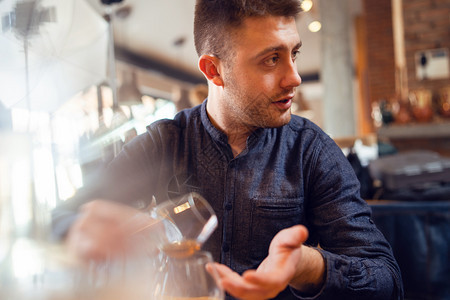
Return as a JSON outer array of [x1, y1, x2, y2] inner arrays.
[[211, 263, 257, 297], [210, 263, 279, 300], [209, 262, 239, 280], [67, 216, 124, 261], [80, 200, 137, 222], [270, 225, 308, 252], [243, 269, 285, 287], [66, 200, 143, 261]]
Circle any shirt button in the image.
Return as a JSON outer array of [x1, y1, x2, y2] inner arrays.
[[222, 243, 230, 252], [225, 203, 232, 210]]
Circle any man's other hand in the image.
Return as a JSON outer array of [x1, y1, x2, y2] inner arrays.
[[65, 199, 156, 261], [208, 225, 325, 299]]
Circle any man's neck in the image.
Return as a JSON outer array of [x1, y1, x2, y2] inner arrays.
[[206, 98, 254, 157], [227, 130, 250, 157]]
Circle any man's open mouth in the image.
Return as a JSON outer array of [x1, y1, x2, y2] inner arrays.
[[272, 97, 293, 110]]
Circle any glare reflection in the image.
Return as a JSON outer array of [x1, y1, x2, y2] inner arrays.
[[12, 239, 43, 279], [308, 21, 322, 32], [301, 0, 313, 12], [174, 202, 191, 214], [12, 159, 31, 229], [33, 147, 57, 208]]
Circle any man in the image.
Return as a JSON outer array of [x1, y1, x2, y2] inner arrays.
[[53, 0, 403, 299]]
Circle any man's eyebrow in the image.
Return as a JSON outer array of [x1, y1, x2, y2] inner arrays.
[[253, 41, 302, 60]]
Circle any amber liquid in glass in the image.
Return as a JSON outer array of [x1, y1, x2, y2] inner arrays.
[[162, 297, 220, 300], [161, 240, 201, 258]]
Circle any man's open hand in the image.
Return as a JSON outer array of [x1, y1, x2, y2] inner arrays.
[[208, 225, 324, 299]]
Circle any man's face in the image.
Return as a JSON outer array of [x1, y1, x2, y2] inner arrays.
[[220, 16, 302, 131]]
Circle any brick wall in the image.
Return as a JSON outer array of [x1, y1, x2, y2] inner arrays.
[[362, 0, 397, 104], [360, 0, 450, 130], [403, 0, 450, 92]]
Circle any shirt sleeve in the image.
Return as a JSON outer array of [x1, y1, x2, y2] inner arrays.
[[295, 134, 403, 300], [51, 127, 162, 240]]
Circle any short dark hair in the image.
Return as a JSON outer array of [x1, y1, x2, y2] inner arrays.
[[194, 0, 302, 59]]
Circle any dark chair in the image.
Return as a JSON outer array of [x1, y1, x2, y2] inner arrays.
[[368, 200, 450, 300]]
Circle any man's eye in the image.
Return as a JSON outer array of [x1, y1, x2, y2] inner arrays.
[[263, 55, 279, 66], [292, 50, 300, 60]]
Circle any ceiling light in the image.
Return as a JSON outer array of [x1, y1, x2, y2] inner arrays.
[[301, 0, 313, 12], [308, 21, 322, 33]]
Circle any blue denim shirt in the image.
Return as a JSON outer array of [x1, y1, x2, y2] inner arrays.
[[53, 100, 403, 299]]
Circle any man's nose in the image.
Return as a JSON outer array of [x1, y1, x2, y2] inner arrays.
[[280, 60, 302, 89]]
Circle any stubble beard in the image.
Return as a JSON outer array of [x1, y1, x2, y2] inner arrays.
[[220, 55, 294, 144], [224, 77, 293, 131]]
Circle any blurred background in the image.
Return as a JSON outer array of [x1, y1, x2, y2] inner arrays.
[[1, 0, 449, 205], [0, 0, 449, 299]]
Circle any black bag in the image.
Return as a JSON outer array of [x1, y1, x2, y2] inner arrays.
[[368, 151, 450, 201]]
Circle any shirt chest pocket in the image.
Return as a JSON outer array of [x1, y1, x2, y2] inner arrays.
[[249, 198, 304, 262]]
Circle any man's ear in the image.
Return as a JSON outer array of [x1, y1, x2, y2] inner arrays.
[[198, 55, 224, 87]]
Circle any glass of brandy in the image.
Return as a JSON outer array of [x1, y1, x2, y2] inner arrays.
[[151, 192, 218, 258], [153, 251, 224, 300]]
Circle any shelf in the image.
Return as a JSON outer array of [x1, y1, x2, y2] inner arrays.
[[377, 121, 450, 139], [377, 121, 450, 157]]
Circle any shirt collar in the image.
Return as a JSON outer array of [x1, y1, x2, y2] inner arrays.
[[201, 99, 229, 146], [200, 99, 266, 150]]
